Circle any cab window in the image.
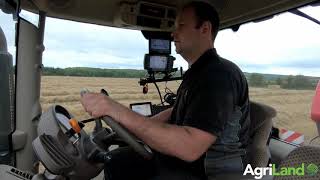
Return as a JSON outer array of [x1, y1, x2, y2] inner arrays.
[[40, 6, 320, 142], [215, 6, 320, 145]]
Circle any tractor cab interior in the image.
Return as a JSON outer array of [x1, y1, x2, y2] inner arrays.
[[1, 0, 320, 180]]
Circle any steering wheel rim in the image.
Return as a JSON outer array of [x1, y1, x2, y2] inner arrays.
[[81, 88, 152, 159], [102, 116, 153, 160]]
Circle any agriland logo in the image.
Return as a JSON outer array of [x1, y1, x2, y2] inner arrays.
[[243, 163, 318, 179]]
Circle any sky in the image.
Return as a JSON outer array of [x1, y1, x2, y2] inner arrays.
[[1, 5, 320, 76]]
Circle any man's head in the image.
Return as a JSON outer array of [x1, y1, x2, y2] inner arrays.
[[172, 1, 220, 61]]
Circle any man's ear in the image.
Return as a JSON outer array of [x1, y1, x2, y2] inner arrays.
[[200, 21, 212, 35]]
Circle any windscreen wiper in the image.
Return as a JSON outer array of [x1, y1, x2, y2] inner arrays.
[[289, 4, 320, 26]]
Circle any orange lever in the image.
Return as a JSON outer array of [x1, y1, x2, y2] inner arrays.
[[69, 118, 81, 133]]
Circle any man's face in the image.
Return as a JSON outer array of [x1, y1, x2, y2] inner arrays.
[[172, 7, 201, 55]]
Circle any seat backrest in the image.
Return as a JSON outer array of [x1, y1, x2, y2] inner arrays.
[[274, 145, 320, 180], [247, 101, 276, 168]]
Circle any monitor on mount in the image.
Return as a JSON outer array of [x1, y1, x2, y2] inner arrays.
[[144, 54, 174, 72], [149, 38, 171, 54], [130, 102, 153, 116]]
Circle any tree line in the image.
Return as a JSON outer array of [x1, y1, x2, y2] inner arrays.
[[42, 67, 318, 90], [43, 67, 147, 78], [249, 73, 318, 90]]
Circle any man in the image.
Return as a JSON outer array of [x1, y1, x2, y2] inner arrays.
[[81, 1, 250, 179]]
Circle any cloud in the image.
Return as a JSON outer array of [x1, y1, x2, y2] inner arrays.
[[215, 6, 320, 76], [44, 18, 148, 56], [43, 17, 191, 70], [43, 17, 150, 69], [43, 49, 143, 68], [1, 6, 320, 76]]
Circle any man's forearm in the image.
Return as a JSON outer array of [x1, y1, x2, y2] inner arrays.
[[109, 102, 215, 162], [150, 107, 173, 123], [114, 106, 193, 160]]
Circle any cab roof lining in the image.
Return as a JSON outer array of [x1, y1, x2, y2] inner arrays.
[[20, 0, 318, 30]]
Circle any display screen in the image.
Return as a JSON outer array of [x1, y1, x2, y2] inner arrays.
[[130, 103, 152, 116], [150, 39, 170, 54], [149, 55, 167, 70]]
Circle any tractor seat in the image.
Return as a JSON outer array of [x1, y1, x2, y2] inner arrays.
[[246, 101, 276, 168], [274, 145, 320, 180]]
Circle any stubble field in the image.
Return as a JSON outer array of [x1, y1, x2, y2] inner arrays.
[[40, 76, 318, 144]]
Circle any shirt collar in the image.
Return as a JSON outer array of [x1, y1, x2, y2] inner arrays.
[[183, 48, 219, 79]]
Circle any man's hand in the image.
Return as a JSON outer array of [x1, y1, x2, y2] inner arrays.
[[80, 93, 216, 162], [80, 93, 117, 118]]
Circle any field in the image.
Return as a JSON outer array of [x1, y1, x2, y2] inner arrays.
[[40, 76, 318, 144]]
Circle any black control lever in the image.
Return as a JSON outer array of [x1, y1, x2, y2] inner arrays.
[[101, 88, 109, 96]]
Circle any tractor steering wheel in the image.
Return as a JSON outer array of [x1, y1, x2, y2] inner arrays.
[[81, 88, 153, 159], [102, 116, 153, 159]]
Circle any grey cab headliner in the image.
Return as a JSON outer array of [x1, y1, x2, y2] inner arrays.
[[20, 0, 318, 30]]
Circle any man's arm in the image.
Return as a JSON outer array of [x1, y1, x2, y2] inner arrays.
[[115, 103, 216, 162], [81, 93, 216, 162], [149, 107, 173, 123]]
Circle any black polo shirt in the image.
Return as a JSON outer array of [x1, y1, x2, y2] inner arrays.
[[155, 48, 250, 179]]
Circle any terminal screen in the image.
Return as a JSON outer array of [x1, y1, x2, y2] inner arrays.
[[130, 103, 152, 116], [149, 55, 167, 71], [150, 39, 170, 54]]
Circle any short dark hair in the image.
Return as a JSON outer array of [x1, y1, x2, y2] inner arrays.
[[183, 1, 220, 41]]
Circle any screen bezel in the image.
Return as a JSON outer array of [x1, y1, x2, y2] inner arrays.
[[149, 38, 171, 54], [144, 54, 170, 72], [130, 102, 153, 117]]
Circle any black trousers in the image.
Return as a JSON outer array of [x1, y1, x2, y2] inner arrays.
[[104, 147, 204, 180]]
